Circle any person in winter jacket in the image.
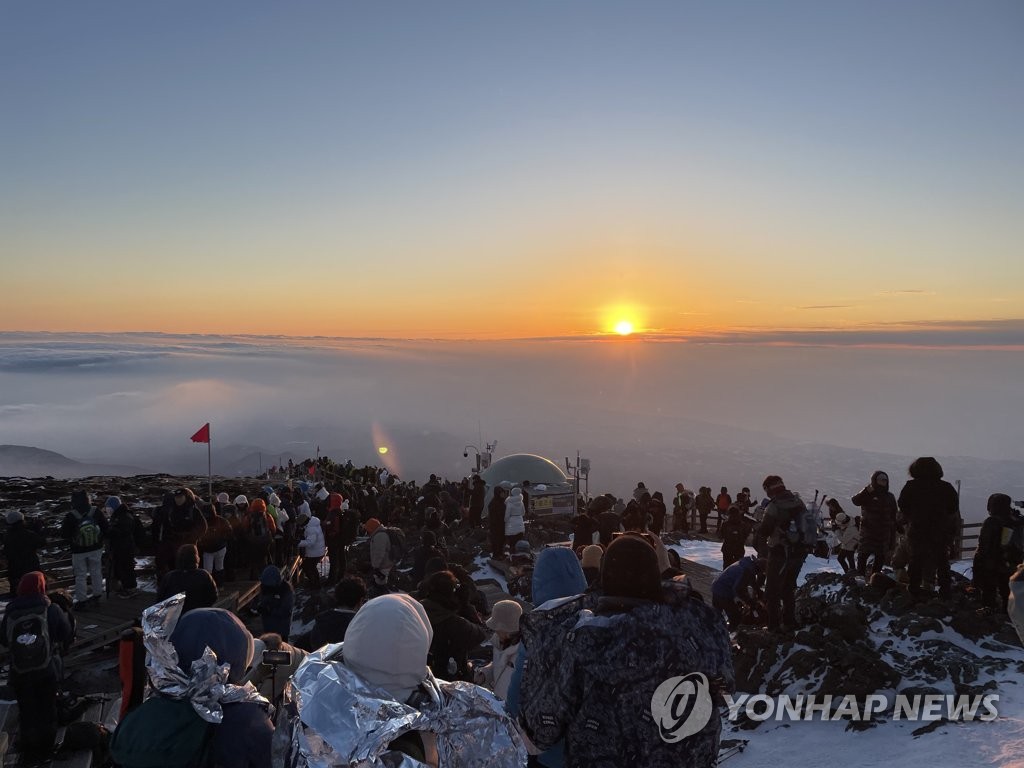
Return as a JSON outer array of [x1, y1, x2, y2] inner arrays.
[[506, 547, 589, 768], [105, 497, 145, 597], [365, 517, 396, 586], [411, 529, 447, 583], [419, 570, 486, 682], [468, 475, 487, 527], [520, 536, 734, 768], [246, 498, 276, 579], [695, 487, 715, 534], [322, 492, 347, 585], [719, 506, 751, 569], [505, 487, 527, 549], [851, 471, 898, 576], [571, 508, 597, 550], [3, 510, 46, 594], [597, 506, 623, 546], [833, 513, 860, 574], [154, 488, 208, 578], [309, 576, 367, 649], [257, 565, 295, 641], [711, 555, 765, 630], [754, 475, 808, 632], [0, 572, 72, 763], [897, 457, 961, 599], [475, 600, 522, 701], [973, 493, 1018, 610], [61, 489, 109, 607], [158, 544, 219, 613], [715, 487, 732, 534], [197, 502, 233, 585], [649, 491, 668, 535], [298, 514, 325, 591], [1010, 564, 1024, 646], [489, 486, 509, 558], [111, 603, 273, 768], [281, 593, 527, 768]]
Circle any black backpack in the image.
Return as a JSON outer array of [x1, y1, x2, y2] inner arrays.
[[249, 510, 269, 541], [6, 605, 52, 675]]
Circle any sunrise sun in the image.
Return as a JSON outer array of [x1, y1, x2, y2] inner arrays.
[[614, 320, 634, 336]]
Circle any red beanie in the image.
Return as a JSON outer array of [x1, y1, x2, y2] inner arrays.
[[17, 571, 46, 597]]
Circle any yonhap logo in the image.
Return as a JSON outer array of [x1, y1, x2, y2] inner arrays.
[[651, 673, 714, 743]]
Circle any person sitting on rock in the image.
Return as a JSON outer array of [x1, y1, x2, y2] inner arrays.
[[475, 600, 522, 701], [418, 571, 486, 682]]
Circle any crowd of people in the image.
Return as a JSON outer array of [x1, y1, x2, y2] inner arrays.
[[1, 454, 1021, 767]]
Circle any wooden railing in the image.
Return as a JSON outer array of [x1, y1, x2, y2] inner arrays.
[[956, 521, 982, 561]]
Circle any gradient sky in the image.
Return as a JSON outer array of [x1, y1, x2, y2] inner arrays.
[[2, 1, 1021, 338]]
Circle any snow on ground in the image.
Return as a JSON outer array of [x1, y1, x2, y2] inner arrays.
[[667, 539, 845, 584]]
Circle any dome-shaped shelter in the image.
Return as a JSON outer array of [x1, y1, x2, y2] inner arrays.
[[481, 453, 576, 517], [482, 453, 568, 487]]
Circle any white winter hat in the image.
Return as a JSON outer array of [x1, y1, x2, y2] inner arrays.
[[268, 493, 281, 507], [234, 495, 249, 506], [510, 487, 523, 497], [216, 492, 230, 504]]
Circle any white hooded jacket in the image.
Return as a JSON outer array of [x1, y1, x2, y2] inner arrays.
[[299, 516, 326, 558], [505, 489, 526, 536]]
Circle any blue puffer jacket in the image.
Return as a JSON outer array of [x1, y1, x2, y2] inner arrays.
[[711, 556, 758, 602], [505, 547, 588, 768]]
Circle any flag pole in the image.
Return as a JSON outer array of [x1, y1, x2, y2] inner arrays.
[[207, 425, 213, 502]]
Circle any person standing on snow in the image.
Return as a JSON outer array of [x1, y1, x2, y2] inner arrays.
[[851, 470, 898, 576], [897, 457, 961, 600]]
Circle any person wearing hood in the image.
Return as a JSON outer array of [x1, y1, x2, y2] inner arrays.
[[3, 510, 46, 594], [61, 489, 109, 607], [0, 572, 72, 763], [505, 546, 589, 768], [520, 536, 733, 768], [105, 496, 145, 598], [851, 471, 898, 576], [973, 493, 1018, 611], [197, 501, 233, 585], [418, 571, 486, 682], [897, 457, 961, 599], [323, 492, 347, 585], [475, 600, 522, 701], [257, 565, 295, 641], [365, 517, 397, 587], [246, 498, 276, 579], [281, 593, 527, 768], [298, 514, 326, 591], [504, 487, 527, 549], [581, 544, 603, 588], [158, 544, 219, 613], [111, 605, 273, 768], [754, 475, 808, 632], [488, 485, 508, 559]]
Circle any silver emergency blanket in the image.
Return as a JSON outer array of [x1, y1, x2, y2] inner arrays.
[[142, 592, 269, 723], [279, 643, 527, 768]]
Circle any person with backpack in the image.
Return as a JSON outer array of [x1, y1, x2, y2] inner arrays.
[[61, 489, 108, 608], [755, 475, 813, 633], [897, 457, 961, 600], [158, 544, 219, 614], [695, 487, 715, 534], [715, 487, 732, 535], [256, 565, 295, 641], [246, 498, 276, 579], [505, 487, 527, 550], [297, 514, 326, 592], [851, 470, 898, 576], [110, 601, 273, 768], [365, 517, 405, 588], [4, 510, 47, 594], [156, 488, 209, 579], [0, 572, 72, 764], [973, 493, 1019, 611], [106, 496, 146, 598]]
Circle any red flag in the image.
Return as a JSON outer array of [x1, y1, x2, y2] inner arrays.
[[308, 465, 316, 476], [190, 423, 210, 443]]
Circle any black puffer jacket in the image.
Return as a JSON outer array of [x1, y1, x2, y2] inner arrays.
[[897, 458, 960, 547], [851, 471, 898, 549]]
